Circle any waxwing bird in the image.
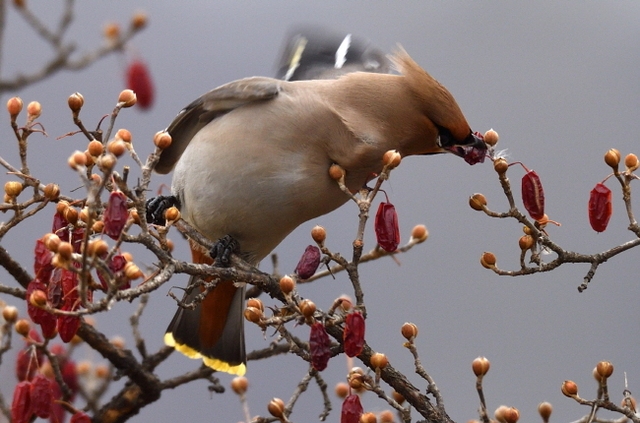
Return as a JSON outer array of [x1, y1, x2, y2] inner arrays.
[[153, 28, 486, 376]]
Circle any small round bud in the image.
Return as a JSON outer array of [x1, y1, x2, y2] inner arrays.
[[621, 395, 637, 411], [329, 163, 346, 180], [267, 398, 285, 419], [561, 380, 578, 397], [67, 92, 84, 113], [299, 299, 316, 318], [27, 101, 41, 118], [370, 352, 388, 369], [153, 131, 172, 149], [56, 242, 74, 261], [595, 360, 614, 380], [360, 412, 377, 423], [410, 224, 428, 243], [88, 140, 104, 157], [68, 150, 87, 169], [382, 149, 402, 168], [537, 402, 552, 421], [15, 319, 30, 336], [7, 97, 23, 118], [97, 153, 117, 172], [118, 89, 137, 107], [2, 305, 19, 322], [624, 153, 639, 172], [231, 376, 248, 395], [279, 275, 295, 294], [64, 207, 78, 225], [334, 382, 349, 399], [243, 306, 263, 323], [494, 158, 508, 174], [604, 148, 621, 170], [379, 410, 394, 423], [480, 252, 497, 269], [116, 128, 132, 143], [518, 235, 533, 250], [121, 252, 134, 262], [103, 22, 120, 39], [4, 181, 23, 197], [469, 193, 487, 211], [129, 209, 140, 225], [95, 364, 110, 379], [111, 336, 125, 349], [522, 225, 532, 235], [87, 239, 109, 257], [338, 295, 352, 312], [311, 225, 326, 244], [43, 233, 61, 252], [131, 11, 148, 29], [124, 262, 143, 280], [76, 361, 92, 376], [401, 322, 418, 341], [164, 238, 174, 252], [43, 183, 60, 201], [495, 406, 519, 423], [164, 206, 180, 221], [107, 139, 127, 157], [483, 129, 499, 146], [246, 298, 264, 312], [348, 367, 365, 390], [391, 390, 405, 405], [472, 356, 490, 377], [92, 220, 105, 233], [56, 200, 69, 215]]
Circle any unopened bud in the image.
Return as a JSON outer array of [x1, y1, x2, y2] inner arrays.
[[246, 298, 264, 312], [537, 402, 552, 421], [27, 101, 41, 119], [329, 163, 345, 180], [118, 89, 137, 107], [4, 181, 23, 198], [494, 158, 508, 174], [480, 252, 497, 269], [267, 398, 285, 419], [107, 139, 127, 157], [43, 183, 60, 201], [7, 97, 23, 119], [2, 305, 19, 322], [334, 382, 349, 399], [370, 352, 389, 369], [561, 380, 578, 397], [131, 11, 148, 29], [311, 225, 326, 244], [401, 322, 418, 341], [382, 149, 402, 168], [469, 193, 487, 211], [243, 306, 263, 323], [604, 148, 621, 170], [625, 153, 639, 172], [231, 376, 248, 395], [472, 356, 490, 377], [595, 360, 614, 380], [153, 131, 172, 149], [410, 224, 429, 243], [279, 275, 295, 295], [164, 206, 180, 221], [299, 299, 316, 318], [67, 92, 84, 113], [15, 319, 30, 336], [116, 128, 132, 143], [68, 150, 88, 169], [484, 129, 499, 146]]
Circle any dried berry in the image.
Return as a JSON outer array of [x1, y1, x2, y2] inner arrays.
[[375, 201, 400, 252], [309, 322, 332, 371], [126, 59, 154, 110], [343, 311, 365, 357], [588, 183, 612, 232], [58, 302, 81, 343], [294, 245, 321, 279], [103, 191, 129, 240], [521, 169, 545, 220], [11, 381, 32, 423], [340, 394, 363, 423], [30, 374, 53, 418], [34, 239, 54, 282]]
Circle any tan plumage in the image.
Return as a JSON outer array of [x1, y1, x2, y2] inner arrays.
[[158, 45, 484, 375]]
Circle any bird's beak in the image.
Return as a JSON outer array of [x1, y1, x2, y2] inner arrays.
[[443, 131, 487, 165]]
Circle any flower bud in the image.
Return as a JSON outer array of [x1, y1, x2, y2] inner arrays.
[[267, 398, 285, 419], [87, 239, 109, 257], [124, 262, 143, 280], [118, 89, 137, 107], [370, 352, 388, 369], [131, 11, 148, 29], [469, 193, 487, 211], [595, 360, 614, 380], [95, 364, 110, 379], [4, 181, 22, 197], [494, 158, 508, 174], [68, 92, 84, 113], [360, 412, 377, 423], [484, 129, 499, 146], [231, 376, 248, 395], [27, 101, 41, 119], [68, 150, 87, 169], [88, 140, 104, 157], [625, 153, 639, 172], [29, 289, 48, 307], [103, 22, 120, 39], [410, 224, 428, 243], [243, 306, 263, 323], [57, 242, 73, 260], [116, 128, 132, 143], [561, 380, 578, 397], [43, 183, 60, 201], [97, 153, 117, 171], [279, 275, 295, 295], [537, 402, 552, 421], [472, 356, 490, 377], [92, 220, 105, 233], [604, 148, 621, 170], [518, 235, 533, 250], [153, 131, 172, 149], [7, 96, 23, 119], [401, 322, 418, 341], [43, 233, 61, 252], [311, 225, 326, 244], [391, 390, 405, 405], [480, 252, 497, 269], [164, 206, 180, 221], [329, 163, 346, 180], [299, 299, 316, 318], [2, 305, 18, 322], [379, 410, 394, 423], [15, 319, 30, 336], [64, 206, 78, 225], [107, 139, 127, 157], [334, 382, 349, 399], [382, 149, 402, 168], [246, 298, 264, 312], [111, 336, 126, 349]]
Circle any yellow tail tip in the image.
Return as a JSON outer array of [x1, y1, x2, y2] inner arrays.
[[164, 332, 246, 376]]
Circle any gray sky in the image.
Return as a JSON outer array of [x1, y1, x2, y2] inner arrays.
[[1, 2, 639, 423]]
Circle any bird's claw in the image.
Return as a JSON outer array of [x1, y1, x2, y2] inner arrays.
[[145, 195, 180, 225], [209, 235, 239, 266]]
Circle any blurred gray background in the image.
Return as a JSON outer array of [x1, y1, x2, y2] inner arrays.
[[0, 2, 639, 422]]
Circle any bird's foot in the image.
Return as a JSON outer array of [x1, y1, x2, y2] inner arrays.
[[145, 195, 180, 225], [209, 235, 239, 266]]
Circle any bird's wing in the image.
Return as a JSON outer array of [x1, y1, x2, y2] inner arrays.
[[154, 77, 281, 174]]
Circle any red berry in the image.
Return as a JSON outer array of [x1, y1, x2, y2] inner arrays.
[[340, 394, 363, 423], [294, 245, 321, 280], [30, 374, 53, 418], [309, 322, 332, 371], [126, 59, 154, 110], [375, 201, 400, 252], [521, 170, 545, 221], [103, 191, 129, 240], [11, 381, 32, 423], [589, 183, 612, 232], [343, 311, 365, 357]]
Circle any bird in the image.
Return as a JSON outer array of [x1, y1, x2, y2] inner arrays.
[[151, 27, 486, 376]]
